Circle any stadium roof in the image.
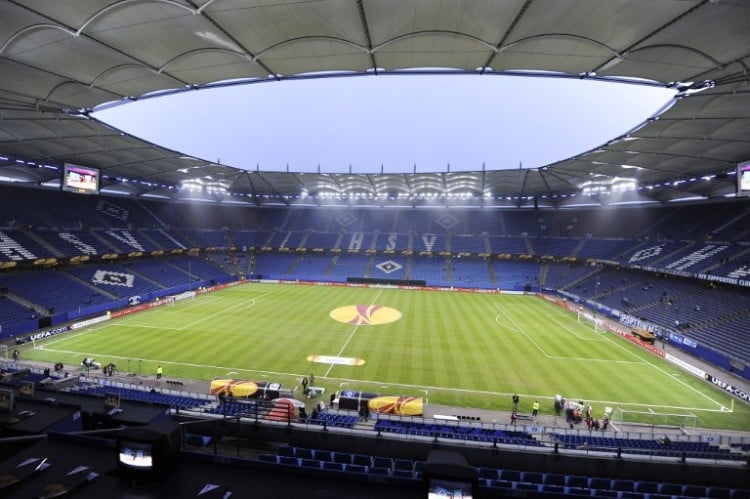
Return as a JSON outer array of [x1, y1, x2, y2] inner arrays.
[[0, 0, 748, 208]]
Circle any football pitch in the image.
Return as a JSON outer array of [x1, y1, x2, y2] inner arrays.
[[19, 282, 750, 431]]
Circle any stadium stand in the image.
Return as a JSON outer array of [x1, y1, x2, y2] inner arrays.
[[1, 191, 749, 382]]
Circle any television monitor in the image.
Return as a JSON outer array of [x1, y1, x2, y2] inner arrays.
[[426, 477, 474, 498], [62, 163, 100, 194], [118, 441, 153, 469], [737, 160, 750, 197], [0, 388, 14, 412], [422, 450, 478, 499], [116, 421, 180, 485], [19, 381, 35, 397], [104, 392, 121, 411]]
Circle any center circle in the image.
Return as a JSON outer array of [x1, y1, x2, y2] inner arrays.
[[330, 305, 402, 325]]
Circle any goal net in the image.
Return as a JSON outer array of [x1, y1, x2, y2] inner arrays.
[[577, 309, 603, 333], [613, 407, 698, 434]]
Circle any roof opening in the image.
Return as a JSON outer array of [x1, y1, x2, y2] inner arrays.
[[93, 73, 674, 174]]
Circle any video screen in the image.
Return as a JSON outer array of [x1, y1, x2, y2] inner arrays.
[[427, 478, 474, 498], [738, 161, 750, 196], [62, 163, 100, 194], [118, 441, 153, 469]]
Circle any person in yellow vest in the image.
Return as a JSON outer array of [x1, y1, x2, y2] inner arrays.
[[532, 400, 539, 418], [156, 365, 163, 379]]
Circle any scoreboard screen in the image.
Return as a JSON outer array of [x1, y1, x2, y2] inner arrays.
[[738, 160, 750, 197], [62, 163, 100, 194]]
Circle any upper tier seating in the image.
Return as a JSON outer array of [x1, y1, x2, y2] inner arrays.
[[0, 271, 111, 314]]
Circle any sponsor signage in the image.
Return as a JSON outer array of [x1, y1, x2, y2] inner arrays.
[[664, 354, 706, 379], [27, 325, 70, 342], [704, 374, 750, 403], [69, 315, 109, 329]]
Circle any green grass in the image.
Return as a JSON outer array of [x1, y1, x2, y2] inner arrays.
[[18, 282, 750, 431]]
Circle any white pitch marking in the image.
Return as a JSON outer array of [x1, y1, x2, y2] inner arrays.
[[324, 290, 383, 378]]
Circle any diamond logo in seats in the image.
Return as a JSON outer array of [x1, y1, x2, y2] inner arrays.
[[337, 213, 357, 227], [375, 260, 402, 274], [436, 213, 459, 229]]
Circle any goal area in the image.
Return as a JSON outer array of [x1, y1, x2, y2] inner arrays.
[[613, 407, 698, 434], [577, 309, 604, 333]]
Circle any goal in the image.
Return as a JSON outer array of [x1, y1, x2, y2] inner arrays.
[[613, 407, 698, 434], [577, 309, 603, 333]]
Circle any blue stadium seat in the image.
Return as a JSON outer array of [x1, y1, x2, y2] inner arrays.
[[564, 486, 590, 496], [352, 454, 372, 467], [593, 490, 618, 498], [708, 487, 732, 499], [299, 459, 321, 469], [589, 477, 612, 490], [294, 447, 314, 460], [660, 483, 684, 495], [486, 479, 513, 490], [345, 464, 367, 474], [372, 456, 392, 469], [279, 456, 299, 466], [478, 467, 498, 480], [393, 459, 414, 471], [499, 469, 521, 482], [391, 469, 415, 479], [683, 484, 708, 497], [540, 484, 565, 495], [635, 481, 659, 494], [566, 475, 588, 488], [612, 479, 635, 492], [514, 482, 538, 492], [544, 473, 566, 486], [333, 452, 352, 465], [322, 462, 344, 472], [368, 467, 390, 477], [619, 492, 645, 499], [257, 454, 277, 464], [521, 471, 543, 484]]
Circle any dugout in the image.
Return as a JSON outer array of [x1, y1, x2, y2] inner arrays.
[[337, 390, 379, 412]]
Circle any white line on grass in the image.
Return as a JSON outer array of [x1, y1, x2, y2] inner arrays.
[[599, 329, 728, 411], [545, 355, 647, 365], [36, 324, 119, 349], [494, 310, 552, 358], [544, 313, 606, 342], [177, 298, 256, 331], [110, 324, 181, 330], [494, 308, 622, 362], [323, 290, 383, 378], [36, 343, 727, 414]]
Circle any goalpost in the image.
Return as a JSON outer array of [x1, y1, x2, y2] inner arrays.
[[577, 309, 603, 333], [613, 407, 698, 434]]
